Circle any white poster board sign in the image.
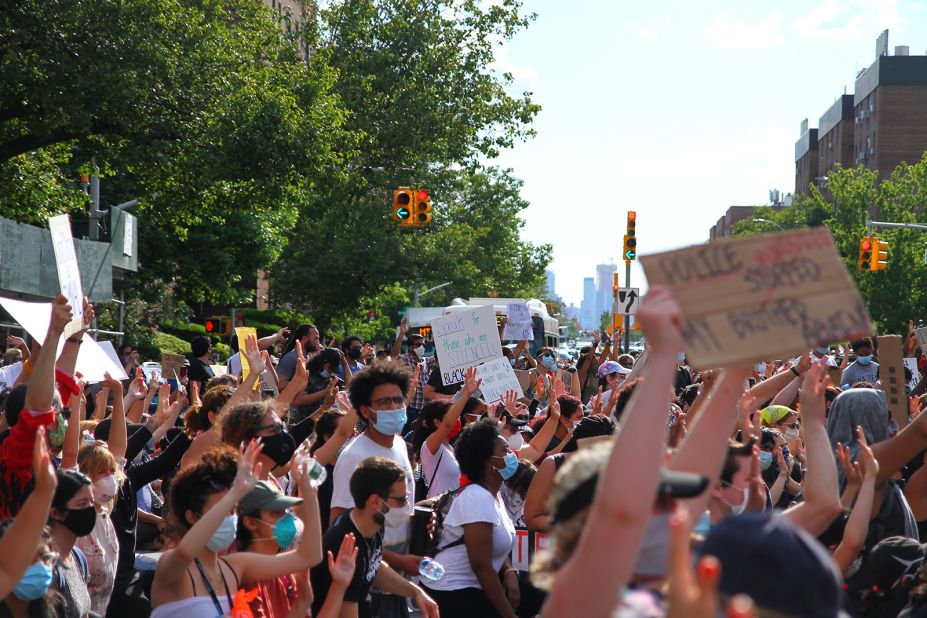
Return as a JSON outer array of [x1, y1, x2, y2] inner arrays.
[[503, 302, 533, 341], [475, 357, 523, 403], [123, 213, 134, 257], [0, 297, 126, 383], [431, 305, 503, 385], [915, 327, 927, 356], [48, 214, 85, 337], [905, 358, 922, 393]]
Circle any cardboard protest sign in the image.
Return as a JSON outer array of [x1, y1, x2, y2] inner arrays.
[[915, 327, 927, 356], [48, 214, 85, 337], [161, 353, 186, 379], [503, 302, 533, 341], [475, 357, 523, 403], [0, 296, 125, 382], [878, 335, 908, 428], [639, 228, 873, 370], [431, 305, 503, 385], [235, 327, 258, 388]]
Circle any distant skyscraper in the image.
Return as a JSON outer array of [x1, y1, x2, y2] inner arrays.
[[580, 277, 596, 329], [545, 270, 556, 298], [594, 263, 617, 323]]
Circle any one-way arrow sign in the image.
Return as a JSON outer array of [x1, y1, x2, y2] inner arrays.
[[615, 287, 640, 315]]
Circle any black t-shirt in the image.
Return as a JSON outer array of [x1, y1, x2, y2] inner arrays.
[[310, 511, 383, 618], [187, 357, 215, 386], [427, 366, 461, 397]]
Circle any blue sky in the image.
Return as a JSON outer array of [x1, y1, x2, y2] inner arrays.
[[489, 0, 927, 306]]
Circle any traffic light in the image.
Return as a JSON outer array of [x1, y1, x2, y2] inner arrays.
[[624, 211, 637, 261], [413, 188, 432, 227], [612, 272, 619, 298], [872, 238, 890, 271], [393, 187, 413, 226], [205, 318, 218, 333], [857, 237, 873, 271]]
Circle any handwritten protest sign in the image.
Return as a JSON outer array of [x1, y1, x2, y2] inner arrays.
[[878, 335, 908, 428], [48, 214, 84, 337], [640, 228, 873, 370], [475, 357, 523, 403], [503, 302, 533, 341], [431, 305, 503, 385], [906, 358, 922, 393], [511, 528, 549, 572], [161, 353, 186, 379], [915, 327, 927, 356]]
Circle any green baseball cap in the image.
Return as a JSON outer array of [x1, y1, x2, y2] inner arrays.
[[237, 481, 302, 516]]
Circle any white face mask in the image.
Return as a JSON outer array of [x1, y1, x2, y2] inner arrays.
[[380, 496, 412, 528], [507, 432, 525, 451], [783, 427, 800, 442], [722, 485, 749, 516], [93, 475, 118, 504], [413, 346, 425, 357]]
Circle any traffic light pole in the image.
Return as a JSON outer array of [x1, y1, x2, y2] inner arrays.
[[867, 219, 927, 232], [623, 260, 631, 353]]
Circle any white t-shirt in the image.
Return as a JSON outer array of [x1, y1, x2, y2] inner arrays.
[[420, 441, 460, 499], [331, 432, 414, 546], [430, 484, 515, 591], [0, 361, 23, 389]]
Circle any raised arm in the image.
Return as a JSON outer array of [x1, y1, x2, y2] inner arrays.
[[25, 295, 71, 412], [784, 362, 842, 535], [392, 317, 409, 359], [59, 381, 84, 469], [313, 392, 359, 467], [669, 368, 751, 518], [277, 341, 309, 409], [746, 357, 805, 408], [519, 387, 561, 462], [425, 368, 479, 456], [103, 372, 128, 460], [833, 428, 878, 574], [542, 286, 682, 617], [0, 430, 57, 599], [871, 401, 927, 484]]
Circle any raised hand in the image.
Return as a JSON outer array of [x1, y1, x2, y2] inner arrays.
[[275, 326, 291, 345], [243, 334, 263, 375], [910, 395, 924, 422], [406, 365, 421, 401], [49, 294, 73, 335], [7, 335, 26, 350], [746, 445, 765, 512], [856, 426, 880, 479], [636, 286, 684, 354], [591, 388, 604, 416], [400, 316, 410, 335], [328, 532, 359, 589], [336, 390, 353, 414], [799, 360, 827, 426], [836, 442, 862, 488], [592, 329, 601, 345], [461, 366, 482, 398], [33, 426, 57, 495], [233, 440, 263, 495], [502, 390, 520, 415], [795, 352, 811, 375]]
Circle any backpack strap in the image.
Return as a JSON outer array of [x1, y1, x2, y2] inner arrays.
[[427, 448, 444, 489], [71, 546, 89, 580]]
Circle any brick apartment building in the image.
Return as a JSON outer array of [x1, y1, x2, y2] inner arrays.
[[795, 32, 927, 194]]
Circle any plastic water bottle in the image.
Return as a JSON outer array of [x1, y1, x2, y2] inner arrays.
[[296, 456, 328, 488], [419, 557, 446, 582]]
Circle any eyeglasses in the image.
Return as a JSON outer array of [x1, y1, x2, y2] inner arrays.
[[782, 422, 801, 430], [383, 494, 408, 507], [371, 396, 406, 408]]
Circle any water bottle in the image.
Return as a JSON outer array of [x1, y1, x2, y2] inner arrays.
[[419, 557, 445, 582], [296, 456, 328, 488]]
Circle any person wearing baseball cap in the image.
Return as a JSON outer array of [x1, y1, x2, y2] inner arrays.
[[236, 481, 307, 617]]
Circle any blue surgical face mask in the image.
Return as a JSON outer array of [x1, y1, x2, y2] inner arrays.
[[758, 450, 774, 471], [496, 452, 519, 480], [206, 514, 238, 552], [319, 369, 331, 379], [509, 358, 516, 367], [541, 355, 556, 369], [253, 511, 297, 549], [373, 407, 407, 435], [676, 352, 686, 365], [815, 347, 830, 355], [13, 561, 53, 601], [857, 355, 873, 366]]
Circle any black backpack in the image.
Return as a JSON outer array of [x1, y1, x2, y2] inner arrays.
[[410, 485, 467, 557]]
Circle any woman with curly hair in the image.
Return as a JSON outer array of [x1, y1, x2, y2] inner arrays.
[[220, 400, 297, 484], [421, 418, 518, 618], [151, 443, 322, 618], [179, 385, 236, 468]]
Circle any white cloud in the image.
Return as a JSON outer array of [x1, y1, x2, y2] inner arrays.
[[629, 20, 659, 40], [705, 11, 785, 49], [792, 0, 907, 40], [491, 39, 539, 90]]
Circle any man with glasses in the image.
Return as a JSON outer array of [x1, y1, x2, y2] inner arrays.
[[329, 364, 425, 618], [311, 456, 439, 618], [187, 335, 216, 392]]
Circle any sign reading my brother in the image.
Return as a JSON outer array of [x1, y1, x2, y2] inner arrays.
[[640, 228, 873, 370]]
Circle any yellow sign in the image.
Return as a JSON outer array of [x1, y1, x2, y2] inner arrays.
[[236, 327, 260, 390]]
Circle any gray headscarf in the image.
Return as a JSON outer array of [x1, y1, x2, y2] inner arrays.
[[826, 388, 890, 487]]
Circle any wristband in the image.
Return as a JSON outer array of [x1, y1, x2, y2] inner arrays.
[[66, 337, 83, 345], [790, 366, 800, 377], [503, 568, 518, 578]]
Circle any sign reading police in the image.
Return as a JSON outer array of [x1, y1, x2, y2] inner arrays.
[[431, 305, 503, 386]]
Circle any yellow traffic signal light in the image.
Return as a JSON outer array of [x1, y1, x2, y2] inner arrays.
[[412, 188, 432, 227], [872, 238, 889, 271], [612, 272, 619, 298], [857, 237, 873, 271], [393, 188, 413, 225], [624, 211, 637, 261]]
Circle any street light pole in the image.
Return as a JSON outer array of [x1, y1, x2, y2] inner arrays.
[[413, 281, 451, 307], [750, 218, 785, 231]]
